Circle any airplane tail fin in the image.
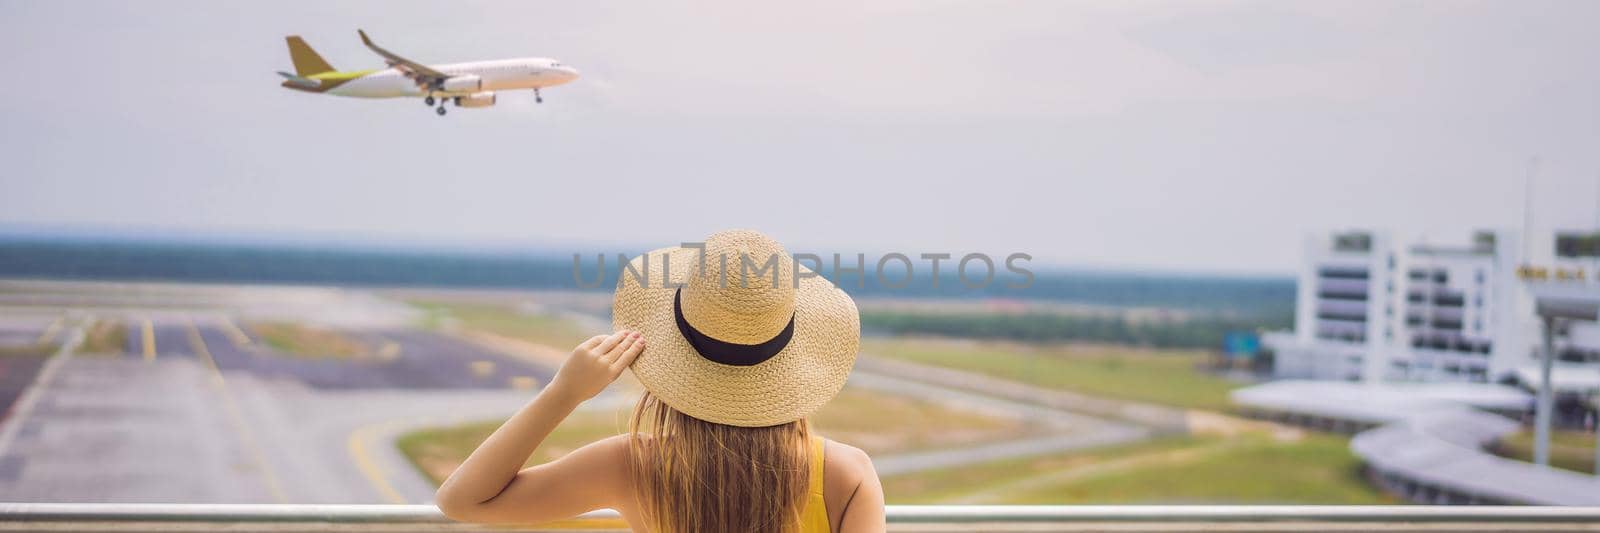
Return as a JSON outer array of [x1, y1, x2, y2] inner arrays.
[[285, 36, 335, 76]]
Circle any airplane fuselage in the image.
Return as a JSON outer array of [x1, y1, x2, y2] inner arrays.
[[284, 58, 579, 98], [278, 32, 577, 115]]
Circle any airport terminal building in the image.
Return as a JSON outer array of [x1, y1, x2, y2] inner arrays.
[[1264, 229, 1600, 390]]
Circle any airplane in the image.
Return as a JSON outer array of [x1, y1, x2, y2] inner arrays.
[[277, 30, 579, 116]]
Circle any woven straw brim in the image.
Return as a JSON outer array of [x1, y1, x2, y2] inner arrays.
[[612, 246, 860, 427]]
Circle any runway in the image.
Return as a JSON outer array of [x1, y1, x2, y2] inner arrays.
[[0, 315, 560, 504], [124, 320, 552, 390]]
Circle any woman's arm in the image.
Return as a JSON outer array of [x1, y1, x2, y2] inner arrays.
[[837, 445, 887, 533], [434, 331, 646, 523]]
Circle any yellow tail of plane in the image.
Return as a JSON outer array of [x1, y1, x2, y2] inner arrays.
[[285, 36, 335, 76]]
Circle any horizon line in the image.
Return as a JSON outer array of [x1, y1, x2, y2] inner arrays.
[[0, 223, 1298, 280]]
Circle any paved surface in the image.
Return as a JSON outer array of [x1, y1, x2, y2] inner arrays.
[[0, 316, 56, 422], [177, 321, 540, 389], [0, 315, 57, 348], [0, 355, 46, 417], [1351, 402, 1600, 505], [0, 349, 538, 503], [109, 318, 554, 390], [0, 314, 557, 504], [857, 355, 1192, 433]]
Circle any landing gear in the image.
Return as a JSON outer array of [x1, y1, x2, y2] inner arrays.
[[424, 95, 435, 106], [534, 88, 543, 104], [436, 106, 447, 116]]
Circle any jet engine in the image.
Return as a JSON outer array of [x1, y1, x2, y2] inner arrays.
[[441, 75, 483, 92], [455, 91, 496, 108]]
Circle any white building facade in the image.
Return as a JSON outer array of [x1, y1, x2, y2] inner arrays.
[[1265, 229, 1578, 384]]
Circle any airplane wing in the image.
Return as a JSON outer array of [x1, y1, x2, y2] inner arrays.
[[357, 29, 449, 89]]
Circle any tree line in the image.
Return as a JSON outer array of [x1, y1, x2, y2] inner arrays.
[[860, 310, 1291, 350]]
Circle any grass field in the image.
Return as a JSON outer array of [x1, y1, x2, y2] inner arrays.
[[410, 300, 594, 349], [403, 421, 1391, 505], [0, 319, 59, 358], [247, 322, 369, 358], [0, 343, 53, 358], [864, 337, 1240, 411], [79, 319, 127, 355], [882, 432, 1392, 504], [1494, 429, 1597, 474], [398, 385, 1040, 486], [398, 406, 629, 486]]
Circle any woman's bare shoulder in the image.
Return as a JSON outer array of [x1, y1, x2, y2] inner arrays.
[[822, 439, 881, 530], [580, 433, 633, 462], [822, 439, 877, 488]]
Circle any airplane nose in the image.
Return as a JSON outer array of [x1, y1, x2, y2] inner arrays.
[[564, 67, 580, 80]]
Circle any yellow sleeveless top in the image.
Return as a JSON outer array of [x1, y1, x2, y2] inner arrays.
[[798, 437, 829, 532]]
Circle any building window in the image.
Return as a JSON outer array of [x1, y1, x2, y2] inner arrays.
[[1318, 266, 1369, 279]]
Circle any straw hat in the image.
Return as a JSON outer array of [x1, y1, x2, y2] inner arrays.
[[612, 229, 860, 427]]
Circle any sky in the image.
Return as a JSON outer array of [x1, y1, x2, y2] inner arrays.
[[2, 0, 1599, 275]]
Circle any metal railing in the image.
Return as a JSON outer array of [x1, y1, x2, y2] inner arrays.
[[4, 504, 1600, 532]]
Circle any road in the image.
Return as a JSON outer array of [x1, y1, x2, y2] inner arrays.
[[848, 371, 1151, 476]]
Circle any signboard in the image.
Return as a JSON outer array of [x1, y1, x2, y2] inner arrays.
[[1223, 331, 1260, 359]]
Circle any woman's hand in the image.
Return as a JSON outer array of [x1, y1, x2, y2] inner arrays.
[[549, 330, 646, 402]]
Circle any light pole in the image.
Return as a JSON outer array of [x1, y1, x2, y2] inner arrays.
[[1535, 315, 1557, 467]]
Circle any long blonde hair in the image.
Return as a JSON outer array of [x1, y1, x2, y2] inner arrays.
[[627, 391, 812, 533]]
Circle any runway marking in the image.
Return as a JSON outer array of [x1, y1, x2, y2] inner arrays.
[[217, 317, 253, 347], [510, 376, 540, 390], [470, 360, 497, 377], [186, 321, 289, 503], [35, 316, 64, 345], [347, 422, 409, 504], [140, 319, 155, 362], [376, 339, 401, 361]]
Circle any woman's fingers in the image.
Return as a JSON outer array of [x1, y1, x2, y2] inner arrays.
[[605, 334, 639, 363], [594, 331, 627, 354], [613, 335, 646, 371], [578, 334, 608, 351]]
